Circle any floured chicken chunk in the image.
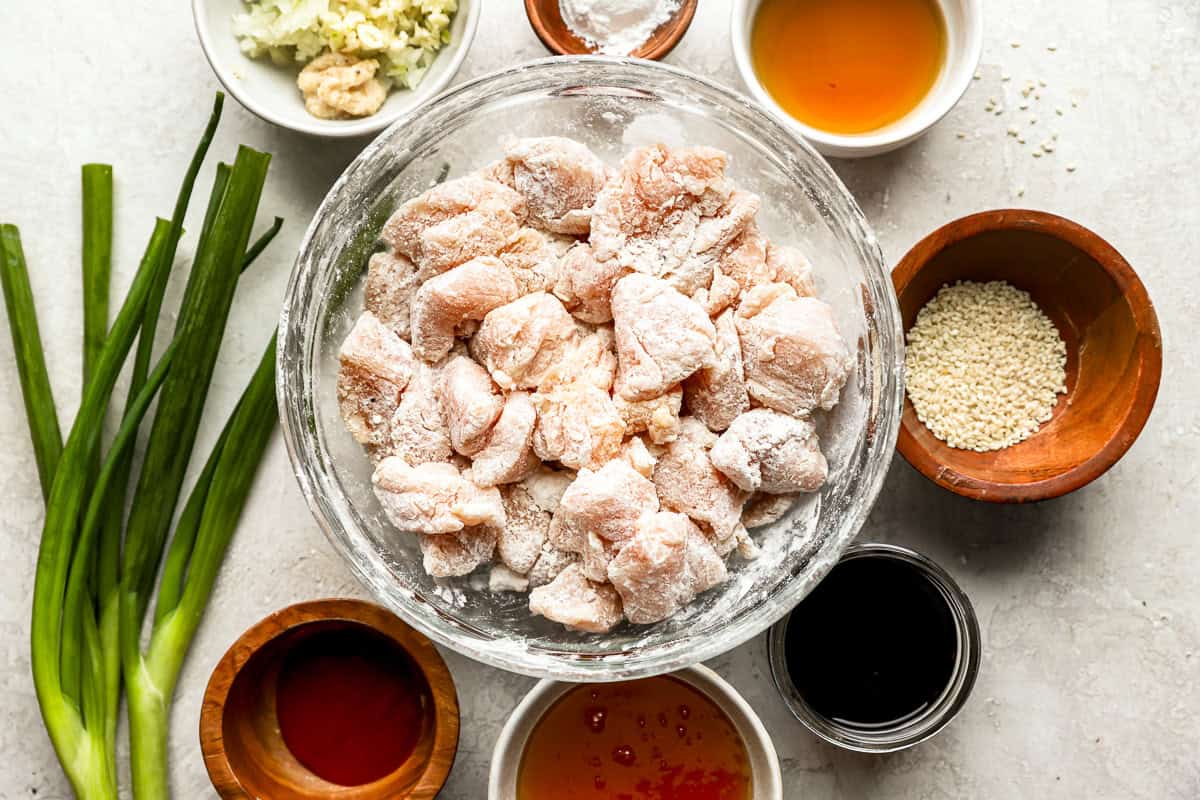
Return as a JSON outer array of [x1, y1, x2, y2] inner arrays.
[[610, 274, 716, 401], [381, 174, 527, 276], [683, 310, 749, 432], [529, 563, 623, 633], [540, 325, 618, 392], [527, 542, 579, 588], [337, 312, 415, 451], [766, 243, 816, 297], [692, 265, 740, 317], [373, 458, 504, 534], [489, 137, 608, 235], [365, 251, 420, 340], [742, 492, 798, 529], [439, 356, 503, 457], [549, 460, 660, 553], [710, 409, 828, 494], [580, 532, 619, 582], [553, 243, 628, 324], [613, 385, 682, 445], [489, 564, 530, 593], [386, 361, 452, 467], [419, 526, 498, 578], [487, 484, 551, 574], [590, 145, 746, 295], [531, 377, 625, 471], [719, 222, 773, 296], [471, 391, 539, 487], [653, 418, 747, 544], [471, 292, 577, 390], [411, 256, 519, 362], [497, 228, 563, 295], [607, 511, 727, 624], [735, 283, 852, 416], [618, 435, 658, 478]]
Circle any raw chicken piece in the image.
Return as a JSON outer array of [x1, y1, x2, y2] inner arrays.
[[610, 274, 716, 401], [527, 542, 579, 588], [471, 292, 578, 390], [679, 190, 762, 290], [380, 174, 527, 275], [538, 325, 618, 392], [528, 563, 623, 633], [491, 484, 550, 574], [337, 312, 415, 450], [491, 137, 608, 235], [489, 564, 530, 593], [386, 361, 453, 467], [364, 251, 420, 340], [766, 242, 816, 297], [497, 227, 562, 295], [653, 418, 747, 543], [735, 284, 852, 416], [410, 256, 520, 362], [550, 460, 660, 554], [718, 222, 774, 296], [692, 265, 740, 317], [607, 511, 713, 624], [683, 310, 749, 432], [589, 145, 738, 295], [553, 243, 628, 324], [580, 531, 620, 582], [439, 356, 503, 457], [683, 519, 728, 595], [522, 467, 576, 514], [531, 378, 625, 471], [735, 524, 761, 560], [618, 435, 658, 478], [471, 391, 539, 487], [613, 385, 683, 445], [419, 525, 497, 578], [742, 492, 798, 529], [710, 409, 828, 494], [372, 458, 504, 534]]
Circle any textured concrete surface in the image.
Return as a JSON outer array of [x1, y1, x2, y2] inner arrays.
[[1, 1, 1197, 798]]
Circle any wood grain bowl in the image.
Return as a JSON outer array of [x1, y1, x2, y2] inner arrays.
[[524, 0, 697, 59], [200, 599, 459, 799], [892, 209, 1162, 503]]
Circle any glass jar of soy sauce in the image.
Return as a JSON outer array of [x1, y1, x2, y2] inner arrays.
[[768, 543, 980, 752]]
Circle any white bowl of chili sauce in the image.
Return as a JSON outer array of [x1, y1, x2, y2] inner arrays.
[[488, 664, 782, 800]]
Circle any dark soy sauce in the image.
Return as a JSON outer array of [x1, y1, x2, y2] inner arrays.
[[785, 555, 958, 727]]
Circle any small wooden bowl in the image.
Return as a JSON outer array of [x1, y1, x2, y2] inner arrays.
[[524, 0, 697, 59], [892, 210, 1162, 502], [200, 599, 460, 799]]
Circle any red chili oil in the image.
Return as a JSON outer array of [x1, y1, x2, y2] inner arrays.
[[516, 676, 752, 800], [274, 625, 429, 786]]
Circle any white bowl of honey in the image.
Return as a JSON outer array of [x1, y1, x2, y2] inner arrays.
[[731, 0, 982, 158], [488, 665, 783, 799]]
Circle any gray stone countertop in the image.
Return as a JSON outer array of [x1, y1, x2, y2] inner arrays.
[[1, 1, 1197, 797]]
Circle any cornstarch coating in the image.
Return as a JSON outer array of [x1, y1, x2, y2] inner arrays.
[[904, 280, 1067, 452], [338, 137, 853, 633]]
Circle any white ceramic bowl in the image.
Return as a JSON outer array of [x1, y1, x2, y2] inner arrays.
[[192, 0, 480, 138], [488, 665, 783, 799], [730, 0, 982, 158]]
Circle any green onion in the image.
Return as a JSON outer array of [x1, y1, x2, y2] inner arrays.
[[82, 164, 113, 389], [0, 225, 63, 499]]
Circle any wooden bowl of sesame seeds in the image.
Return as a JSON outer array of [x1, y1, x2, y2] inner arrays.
[[892, 210, 1162, 502]]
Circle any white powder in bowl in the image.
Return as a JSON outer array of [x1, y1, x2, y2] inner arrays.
[[559, 0, 682, 56]]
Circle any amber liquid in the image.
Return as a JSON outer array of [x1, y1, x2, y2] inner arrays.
[[751, 0, 947, 134], [516, 676, 752, 800]]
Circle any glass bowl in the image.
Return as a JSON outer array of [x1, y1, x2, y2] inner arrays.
[[277, 57, 903, 681]]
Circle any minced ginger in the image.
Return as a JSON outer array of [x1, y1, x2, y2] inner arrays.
[[296, 52, 386, 120]]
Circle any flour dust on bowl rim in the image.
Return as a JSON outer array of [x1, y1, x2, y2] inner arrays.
[[276, 56, 904, 681]]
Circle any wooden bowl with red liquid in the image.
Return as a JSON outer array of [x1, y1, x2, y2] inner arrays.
[[200, 599, 460, 799], [892, 210, 1162, 502]]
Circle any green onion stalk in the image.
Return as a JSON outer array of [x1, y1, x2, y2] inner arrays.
[[1, 92, 284, 800]]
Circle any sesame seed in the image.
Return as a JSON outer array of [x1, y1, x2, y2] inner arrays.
[[1066, 164, 1077, 172]]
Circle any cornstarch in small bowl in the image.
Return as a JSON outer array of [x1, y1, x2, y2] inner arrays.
[[904, 280, 1067, 452], [559, 0, 682, 55]]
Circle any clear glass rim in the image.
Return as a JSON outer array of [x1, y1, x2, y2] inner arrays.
[[766, 543, 982, 753], [276, 56, 905, 681]]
